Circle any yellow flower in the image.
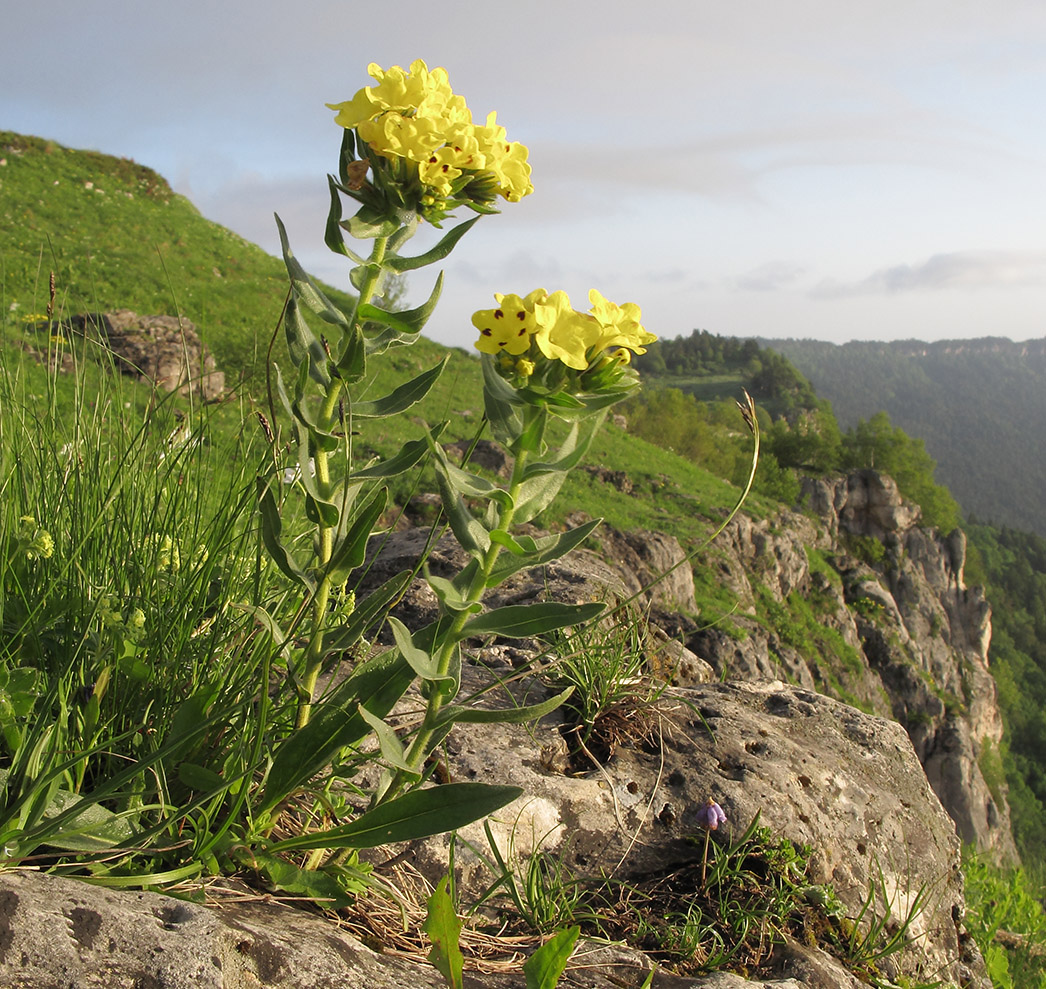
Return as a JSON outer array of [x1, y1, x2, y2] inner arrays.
[[329, 61, 532, 206], [418, 146, 464, 196], [472, 290, 545, 355], [473, 112, 533, 202], [586, 289, 657, 356], [532, 291, 601, 370], [327, 60, 455, 132]]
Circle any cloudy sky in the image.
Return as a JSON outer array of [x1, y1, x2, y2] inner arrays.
[[4, 1, 1046, 348]]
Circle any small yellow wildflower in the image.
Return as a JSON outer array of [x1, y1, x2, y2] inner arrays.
[[532, 291, 600, 371], [586, 289, 656, 357], [471, 290, 545, 355]]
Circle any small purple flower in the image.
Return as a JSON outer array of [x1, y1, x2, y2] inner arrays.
[[699, 798, 727, 831]]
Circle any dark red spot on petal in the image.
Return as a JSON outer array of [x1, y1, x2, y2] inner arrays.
[[516, 311, 526, 321], [494, 309, 504, 319], [481, 328, 493, 336]]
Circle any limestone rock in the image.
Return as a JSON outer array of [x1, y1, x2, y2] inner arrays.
[[62, 310, 225, 400]]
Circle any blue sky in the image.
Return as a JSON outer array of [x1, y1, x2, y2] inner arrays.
[[4, 0, 1046, 349]]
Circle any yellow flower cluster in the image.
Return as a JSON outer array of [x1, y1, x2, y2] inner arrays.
[[328, 60, 532, 204], [472, 289, 656, 372]]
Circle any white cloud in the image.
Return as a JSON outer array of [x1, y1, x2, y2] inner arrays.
[[812, 251, 1046, 298]]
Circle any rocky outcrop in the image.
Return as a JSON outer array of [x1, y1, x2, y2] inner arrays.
[[0, 678, 991, 988], [59, 310, 225, 400], [687, 470, 1016, 863]]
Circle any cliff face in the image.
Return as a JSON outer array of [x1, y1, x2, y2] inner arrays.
[[687, 468, 1017, 863]]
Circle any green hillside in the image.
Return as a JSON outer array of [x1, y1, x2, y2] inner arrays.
[[0, 131, 356, 385]]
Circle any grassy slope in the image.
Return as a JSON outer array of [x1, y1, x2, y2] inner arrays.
[[0, 131, 354, 386], [0, 131, 758, 533]]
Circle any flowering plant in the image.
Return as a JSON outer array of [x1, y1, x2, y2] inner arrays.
[[248, 60, 667, 897]]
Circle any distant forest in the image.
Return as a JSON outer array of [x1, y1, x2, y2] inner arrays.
[[755, 337, 1046, 537]]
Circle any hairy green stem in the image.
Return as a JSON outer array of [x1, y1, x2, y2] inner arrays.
[[294, 235, 389, 728]]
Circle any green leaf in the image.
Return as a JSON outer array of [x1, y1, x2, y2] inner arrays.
[[462, 602, 605, 639], [424, 875, 464, 989], [34, 788, 135, 852], [177, 762, 224, 792], [440, 459, 513, 510], [276, 211, 347, 352], [487, 519, 603, 587], [256, 477, 316, 593], [293, 421, 340, 528], [327, 486, 387, 584], [436, 687, 573, 727], [352, 357, 448, 419], [323, 173, 352, 260], [388, 616, 454, 686], [348, 435, 434, 481], [488, 529, 528, 555], [282, 294, 331, 387], [252, 849, 354, 909], [356, 707, 417, 775], [510, 471, 568, 526], [259, 649, 413, 813], [523, 415, 606, 478], [357, 272, 443, 336], [429, 441, 490, 558], [384, 216, 480, 271], [336, 324, 367, 383], [267, 783, 523, 851], [524, 926, 580, 989], [346, 204, 400, 240], [481, 355, 524, 447], [425, 571, 482, 615]]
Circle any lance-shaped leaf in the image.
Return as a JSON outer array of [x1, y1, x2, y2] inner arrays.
[[524, 927, 580, 989], [273, 364, 339, 454], [347, 435, 435, 481], [266, 783, 523, 851], [435, 687, 573, 728], [440, 459, 513, 511], [336, 323, 366, 383], [256, 477, 315, 593], [351, 357, 448, 419], [283, 295, 331, 387], [462, 602, 605, 640], [326, 486, 387, 584], [292, 421, 340, 529], [276, 213, 351, 332], [252, 849, 354, 910], [510, 405, 549, 458], [488, 529, 528, 555], [487, 519, 603, 587], [425, 876, 464, 989], [345, 204, 400, 240], [323, 174, 353, 261], [383, 216, 480, 272], [388, 617, 458, 694], [357, 272, 443, 336], [429, 438, 490, 558], [522, 413, 606, 478], [356, 706, 418, 775], [426, 570, 482, 615], [259, 649, 412, 813], [481, 355, 523, 447], [510, 471, 567, 526]]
